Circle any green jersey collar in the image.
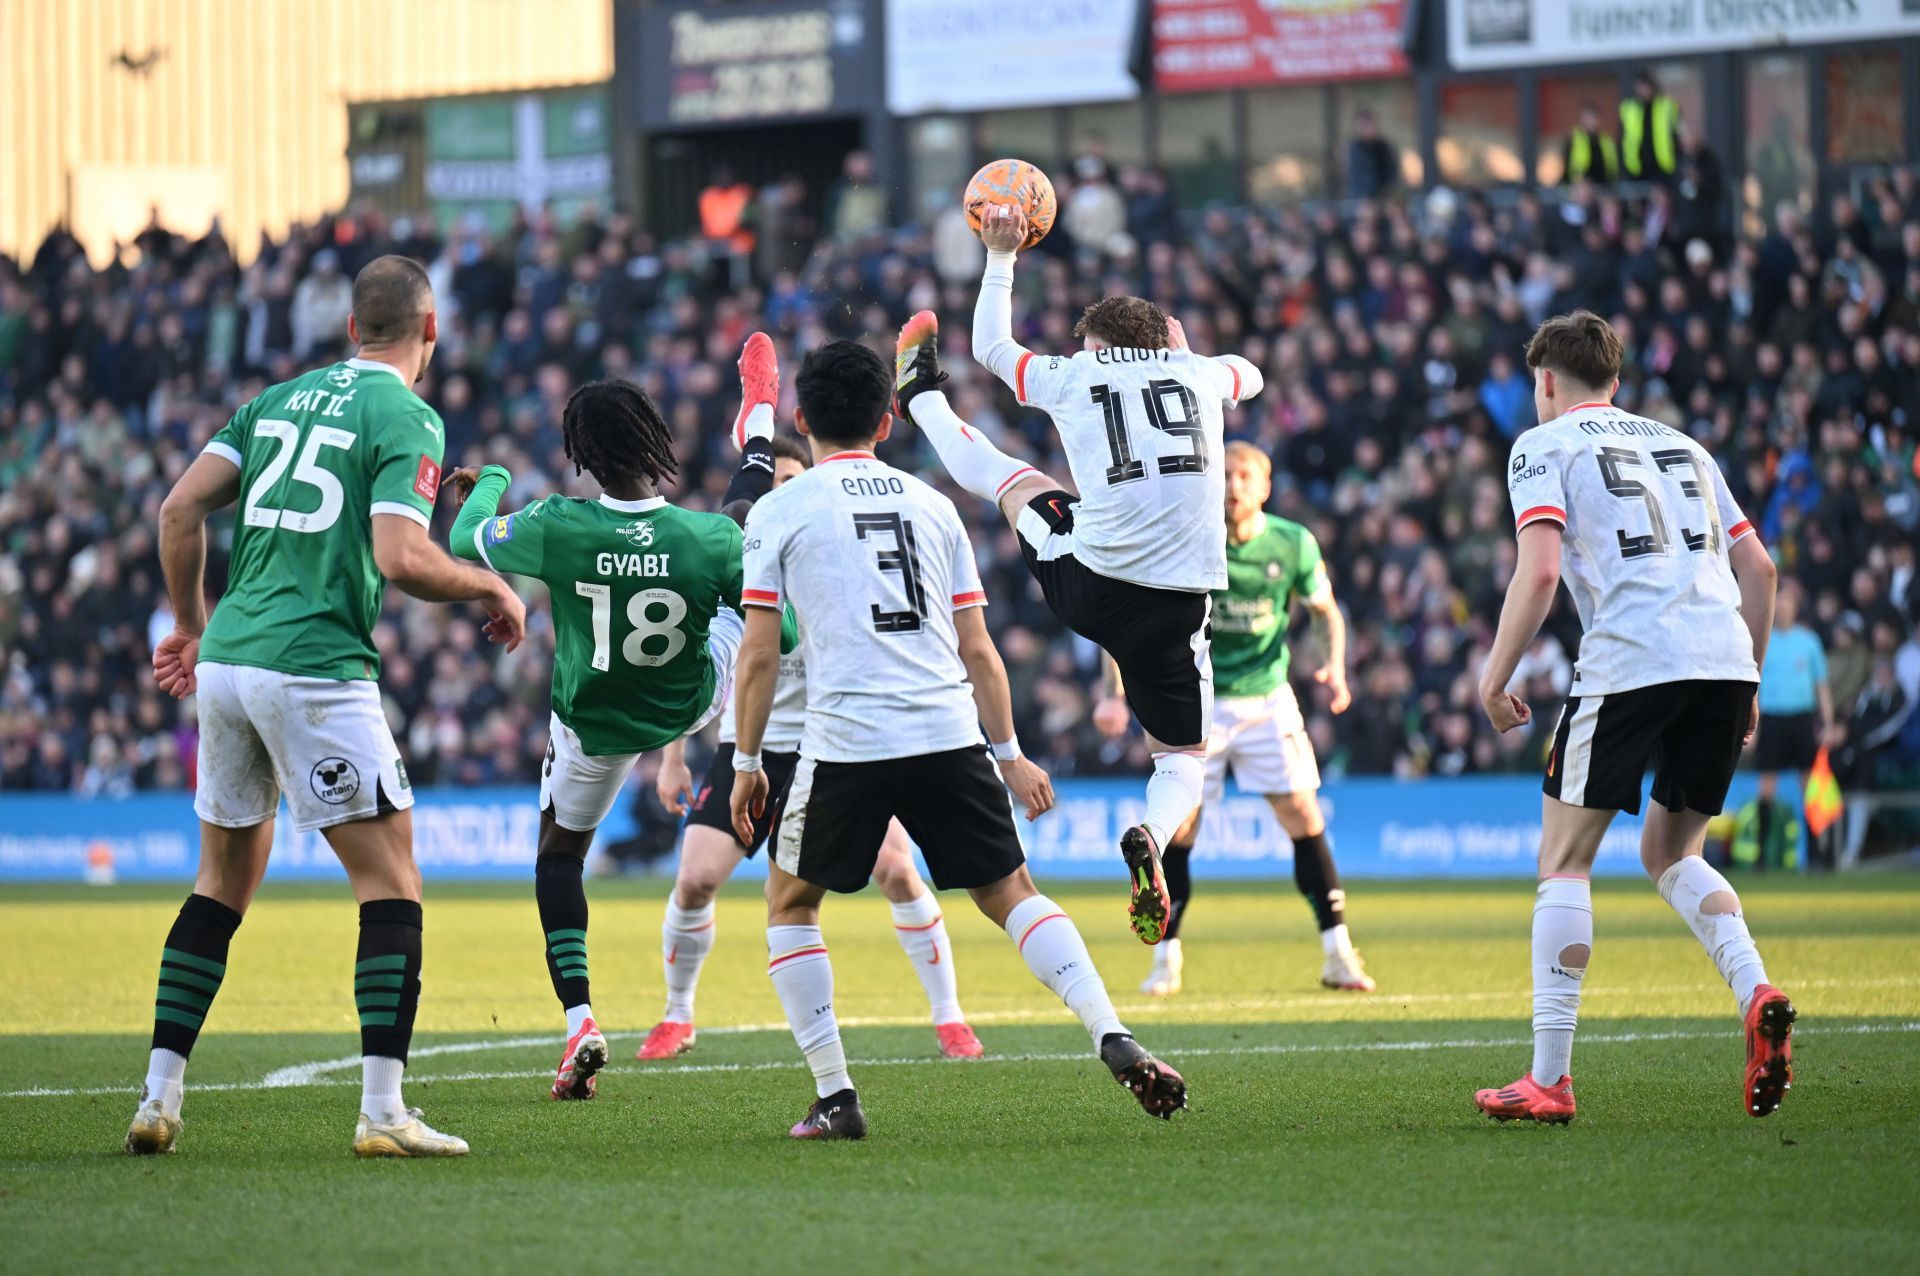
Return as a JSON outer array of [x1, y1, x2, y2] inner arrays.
[[344, 357, 408, 383], [598, 494, 667, 513]]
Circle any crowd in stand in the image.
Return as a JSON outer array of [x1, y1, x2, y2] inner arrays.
[[3, 153, 1918, 804]]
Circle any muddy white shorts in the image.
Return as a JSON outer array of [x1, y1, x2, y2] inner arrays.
[[1201, 684, 1320, 803], [194, 661, 413, 834]]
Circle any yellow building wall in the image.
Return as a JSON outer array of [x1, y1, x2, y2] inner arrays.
[[1, 0, 612, 263]]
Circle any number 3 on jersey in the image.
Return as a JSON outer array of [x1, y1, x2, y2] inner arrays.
[[574, 583, 688, 670]]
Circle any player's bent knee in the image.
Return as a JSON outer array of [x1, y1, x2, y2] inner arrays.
[[968, 865, 1037, 928]]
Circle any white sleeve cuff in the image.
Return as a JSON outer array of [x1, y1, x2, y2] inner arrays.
[[473, 521, 494, 567], [204, 440, 242, 467], [370, 501, 431, 528], [982, 252, 1016, 284]]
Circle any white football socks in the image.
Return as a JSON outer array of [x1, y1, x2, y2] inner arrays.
[[1004, 895, 1126, 1045], [1142, 752, 1205, 851], [564, 1003, 595, 1037], [890, 892, 964, 1026], [142, 1047, 187, 1116], [1530, 877, 1592, 1084], [362, 1054, 406, 1125], [662, 899, 717, 1023], [907, 390, 1035, 504], [742, 402, 775, 442], [767, 924, 852, 1098], [1658, 857, 1769, 1016]]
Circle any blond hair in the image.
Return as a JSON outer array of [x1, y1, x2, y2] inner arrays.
[[1224, 440, 1272, 476]]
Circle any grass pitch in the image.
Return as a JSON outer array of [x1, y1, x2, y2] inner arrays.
[[1, 875, 1916, 1274]]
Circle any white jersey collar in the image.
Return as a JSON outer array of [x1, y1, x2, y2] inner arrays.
[[345, 357, 408, 383], [598, 494, 667, 513]]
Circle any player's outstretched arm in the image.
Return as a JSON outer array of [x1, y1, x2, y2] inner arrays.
[[972, 206, 1034, 391], [1478, 522, 1563, 733], [373, 514, 525, 651], [153, 451, 243, 698], [954, 606, 1054, 820]]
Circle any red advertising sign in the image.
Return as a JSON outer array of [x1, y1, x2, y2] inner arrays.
[[1154, 0, 1409, 91]]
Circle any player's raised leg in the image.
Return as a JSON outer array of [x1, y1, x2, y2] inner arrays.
[[895, 310, 1056, 521], [971, 867, 1187, 1119], [872, 819, 982, 1058], [1474, 796, 1609, 1124], [720, 330, 782, 525], [125, 819, 269, 1155], [1644, 800, 1795, 1116], [765, 862, 866, 1140]]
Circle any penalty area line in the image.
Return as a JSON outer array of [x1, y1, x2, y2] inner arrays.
[[7, 1021, 1916, 1100]]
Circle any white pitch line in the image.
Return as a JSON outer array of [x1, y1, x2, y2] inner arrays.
[[8, 1022, 1917, 1101]]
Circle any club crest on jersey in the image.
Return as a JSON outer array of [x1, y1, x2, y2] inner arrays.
[[1266, 561, 1282, 579], [618, 520, 656, 547], [327, 365, 359, 389]]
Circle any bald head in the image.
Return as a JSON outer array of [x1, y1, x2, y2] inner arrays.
[[351, 255, 433, 346]]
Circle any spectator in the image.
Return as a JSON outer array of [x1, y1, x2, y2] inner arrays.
[[1619, 70, 1679, 183], [289, 248, 351, 359], [1346, 109, 1397, 202], [1064, 154, 1127, 255], [826, 150, 887, 242], [1562, 103, 1619, 185]]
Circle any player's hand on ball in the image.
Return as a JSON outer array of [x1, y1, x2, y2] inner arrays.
[[657, 755, 694, 816], [1481, 687, 1531, 733], [1003, 757, 1055, 821], [1093, 696, 1132, 738], [152, 629, 201, 699], [731, 769, 770, 845], [481, 581, 526, 653], [1314, 666, 1352, 715], [980, 205, 1029, 254], [447, 466, 482, 509]]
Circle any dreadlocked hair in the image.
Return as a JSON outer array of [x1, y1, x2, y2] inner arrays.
[[562, 379, 680, 490]]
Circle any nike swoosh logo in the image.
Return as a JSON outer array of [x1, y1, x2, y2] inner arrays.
[[667, 946, 678, 966], [927, 948, 941, 966]]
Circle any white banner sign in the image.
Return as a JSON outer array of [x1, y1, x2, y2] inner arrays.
[[886, 0, 1141, 114], [1451, 0, 1920, 70]]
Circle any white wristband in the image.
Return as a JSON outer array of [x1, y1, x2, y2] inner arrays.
[[731, 752, 764, 774], [990, 739, 1022, 762]]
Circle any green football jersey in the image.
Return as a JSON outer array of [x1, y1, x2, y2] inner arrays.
[[454, 466, 743, 755], [198, 358, 445, 681], [1210, 514, 1329, 699]]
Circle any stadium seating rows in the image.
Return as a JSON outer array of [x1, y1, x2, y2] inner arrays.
[[2, 175, 1916, 798]]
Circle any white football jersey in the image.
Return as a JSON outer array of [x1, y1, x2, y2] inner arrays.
[[717, 643, 807, 753], [973, 252, 1260, 593], [741, 452, 988, 763], [1507, 401, 1760, 696]]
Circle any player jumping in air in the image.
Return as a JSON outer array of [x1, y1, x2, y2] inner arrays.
[[895, 202, 1264, 945], [448, 334, 795, 1102], [641, 434, 985, 1062], [1098, 442, 1373, 998], [732, 341, 1186, 1139], [129, 256, 527, 1158], [1475, 311, 1794, 1124]]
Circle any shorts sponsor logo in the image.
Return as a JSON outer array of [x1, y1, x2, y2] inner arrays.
[[618, 520, 656, 547], [310, 758, 361, 805], [414, 456, 441, 501], [395, 759, 411, 791]]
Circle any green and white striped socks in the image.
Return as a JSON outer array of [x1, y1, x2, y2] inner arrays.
[[143, 893, 243, 1114]]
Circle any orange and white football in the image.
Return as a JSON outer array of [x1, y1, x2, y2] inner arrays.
[[963, 158, 1057, 249]]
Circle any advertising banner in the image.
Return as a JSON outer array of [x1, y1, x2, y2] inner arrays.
[[1450, 0, 1920, 71], [636, 0, 879, 127], [420, 88, 613, 230], [886, 0, 1142, 115], [1153, 1, 1409, 92], [0, 775, 1763, 883]]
